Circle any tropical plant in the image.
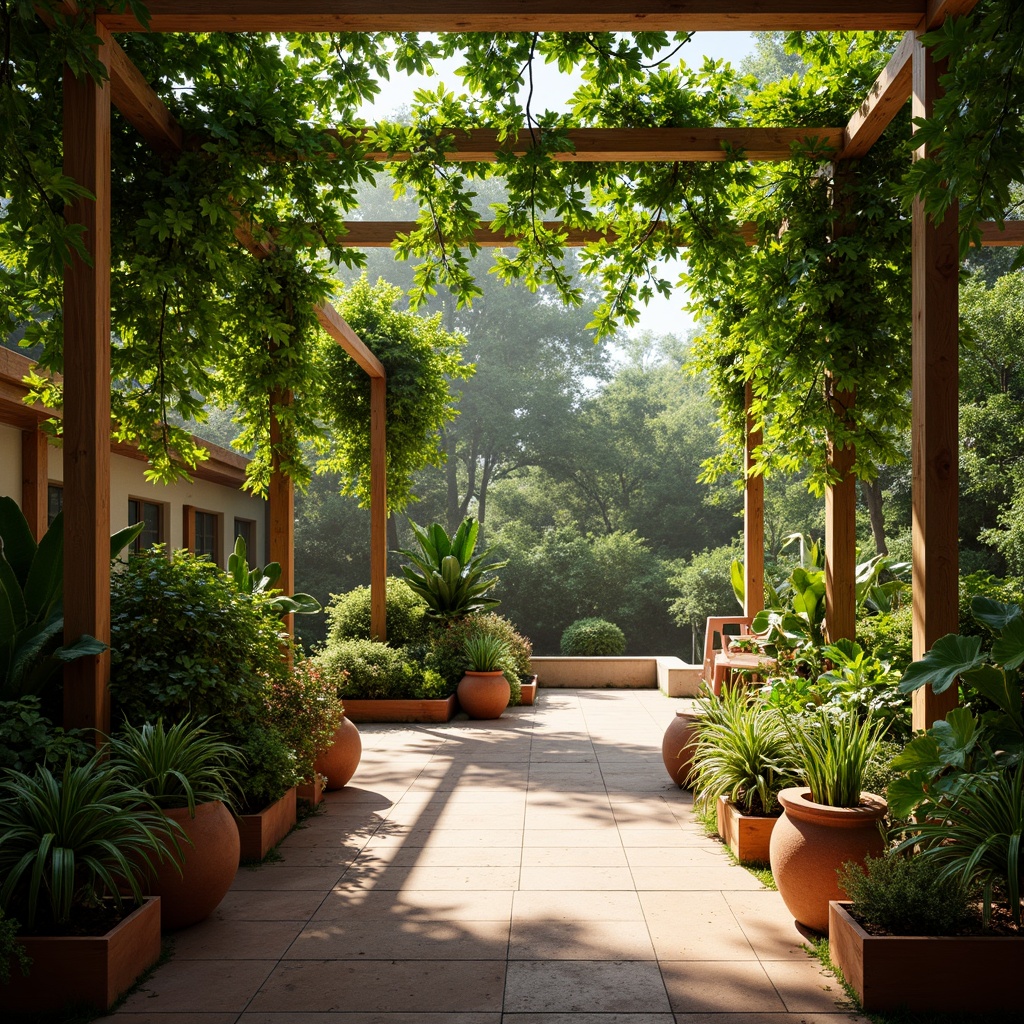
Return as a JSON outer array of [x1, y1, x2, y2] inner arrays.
[[227, 535, 321, 616], [0, 905, 30, 985], [464, 633, 511, 673], [324, 576, 429, 647], [838, 852, 975, 936], [690, 686, 801, 816], [787, 707, 885, 808], [426, 613, 530, 705], [0, 496, 142, 702], [0, 754, 174, 931], [397, 517, 506, 620], [108, 718, 244, 814], [0, 696, 91, 773], [560, 617, 627, 657]]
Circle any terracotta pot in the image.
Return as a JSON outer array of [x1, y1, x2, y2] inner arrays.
[[457, 670, 511, 719], [769, 786, 887, 934], [1, 898, 161, 1012], [313, 716, 362, 790], [661, 709, 702, 786], [149, 801, 239, 930]]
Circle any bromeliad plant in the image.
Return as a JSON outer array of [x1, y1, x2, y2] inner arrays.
[[227, 535, 321, 616], [464, 633, 511, 673], [0, 752, 175, 932], [398, 517, 506, 620]]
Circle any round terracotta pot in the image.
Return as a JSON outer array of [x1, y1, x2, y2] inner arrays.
[[151, 800, 239, 930], [661, 710, 703, 787], [457, 670, 511, 719], [769, 786, 887, 934], [314, 716, 362, 790]]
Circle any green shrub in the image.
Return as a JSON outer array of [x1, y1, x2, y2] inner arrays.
[[317, 638, 449, 700], [427, 614, 531, 704], [838, 853, 974, 936], [0, 905, 30, 985], [856, 604, 913, 672], [0, 697, 91, 773], [109, 549, 298, 809], [560, 617, 626, 656], [325, 577, 428, 647]]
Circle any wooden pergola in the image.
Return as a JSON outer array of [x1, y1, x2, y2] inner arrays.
[[56, 0, 995, 740]]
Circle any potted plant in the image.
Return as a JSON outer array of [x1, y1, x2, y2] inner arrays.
[[769, 708, 887, 934], [688, 686, 800, 861], [0, 754, 169, 1012], [457, 633, 512, 719], [109, 717, 244, 930]]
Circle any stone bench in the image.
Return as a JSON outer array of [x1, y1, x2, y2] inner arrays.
[[529, 656, 703, 697]]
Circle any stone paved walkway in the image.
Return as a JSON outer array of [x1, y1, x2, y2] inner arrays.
[[101, 688, 869, 1024]]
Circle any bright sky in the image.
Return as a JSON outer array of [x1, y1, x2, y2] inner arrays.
[[359, 32, 755, 340]]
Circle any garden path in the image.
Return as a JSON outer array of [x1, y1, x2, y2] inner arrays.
[[99, 688, 869, 1024]]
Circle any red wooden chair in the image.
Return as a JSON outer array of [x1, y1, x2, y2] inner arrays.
[[702, 615, 775, 696]]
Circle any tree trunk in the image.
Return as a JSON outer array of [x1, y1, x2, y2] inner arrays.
[[859, 478, 888, 555]]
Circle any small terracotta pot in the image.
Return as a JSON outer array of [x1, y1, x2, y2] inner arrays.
[[457, 670, 511, 719], [150, 801, 239, 930], [661, 709, 703, 787], [769, 786, 887, 934], [314, 716, 362, 790]]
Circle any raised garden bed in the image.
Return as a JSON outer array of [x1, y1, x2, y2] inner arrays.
[[716, 794, 777, 863], [236, 786, 297, 861], [342, 695, 458, 723], [519, 674, 539, 706]]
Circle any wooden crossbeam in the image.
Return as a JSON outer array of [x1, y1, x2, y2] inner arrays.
[[97, 2, 930, 33], [978, 221, 1024, 247], [840, 32, 914, 160], [356, 127, 844, 163], [315, 302, 386, 378], [926, 0, 981, 29]]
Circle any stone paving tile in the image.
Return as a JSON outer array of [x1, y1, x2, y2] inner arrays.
[[501, 1016, 673, 1024], [229, 863, 348, 891], [640, 891, 757, 962], [723, 890, 810, 960], [338, 864, 522, 890], [119, 958, 278, 1013], [660, 960, 787, 1014], [761, 958, 848, 1012], [169, 917, 305, 959], [512, 890, 645, 922], [524, 845, 629, 867], [311, 887, 515, 922], [519, 865, 636, 890], [509, 918, 657, 960], [503, 961, 671, 1014], [249, 960, 507, 1012], [96, 1016, 240, 1024], [239, 1015, 501, 1024]]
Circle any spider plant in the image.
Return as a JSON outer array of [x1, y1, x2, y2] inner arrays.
[[0, 753, 174, 930], [464, 633, 511, 673], [690, 686, 801, 815], [108, 717, 244, 815], [787, 707, 885, 807]]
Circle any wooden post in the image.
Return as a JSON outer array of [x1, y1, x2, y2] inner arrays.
[[370, 376, 387, 641], [62, 24, 112, 742], [21, 427, 49, 542], [825, 389, 857, 642], [911, 34, 960, 731], [269, 390, 295, 641], [743, 382, 764, 617]]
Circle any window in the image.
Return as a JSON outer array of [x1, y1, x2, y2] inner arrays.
[[233, 517, 255, 557], [194, 510, 219, 561], [46, 484, 63, 526], [128, 498, 164, 552]]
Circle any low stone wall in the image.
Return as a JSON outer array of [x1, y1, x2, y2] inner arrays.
[[530, 656, 703, 697]]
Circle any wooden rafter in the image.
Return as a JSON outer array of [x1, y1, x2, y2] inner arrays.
[[97, 1, 930, 33], [840, 32, 914, 160], [979, 221, 1024, 246], [926, 0, 981, 29]]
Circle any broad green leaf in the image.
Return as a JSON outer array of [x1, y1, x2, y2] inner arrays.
[[932, 708, 979, 769], [891, 732, 941, 773], [0, 496, 36, 588], [730, 558, 745, 608], [0, 553, 27, 633], [52, 635, 108, 661], [991, 614, 1024, 670], [964, 664, 1023, 721], [971, 596, 1022, 632], [899, 633, 984, 694], [110, 521, 144, 560], [23, 511, 64, 623], [886, 776, 929, 819]]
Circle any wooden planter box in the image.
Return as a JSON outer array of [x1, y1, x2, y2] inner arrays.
[[519, 674, 539, 706], [829, 901, 1024, 1013], [236, 786, 297, 862], [343, 695, 457, 723], [716, 795, 777, 863], [296, 773, 324, 807], [1, 897, 161, 1012]]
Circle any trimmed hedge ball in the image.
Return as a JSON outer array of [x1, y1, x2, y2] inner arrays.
[[560, 618, 626, 656]]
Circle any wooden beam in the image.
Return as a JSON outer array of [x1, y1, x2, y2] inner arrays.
[[356, 127, 844, 163], [269, 391, 295, 642], [978, 221, 1024, 247], [97, 2, 930, 33], [911, 33, 960, 731], [315, 302, 386, 378], [21, 428, 49, 543], [840, 32, 914, 160], [62, 17, 112, 743], [337, 220, 759, 247], [182, 504, 197, 552], [370, 377, 387, 643], [743, 382, 764, 619], [926, 0, 981, 30]]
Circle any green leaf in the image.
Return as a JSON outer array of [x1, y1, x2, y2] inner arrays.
[[0, 496, 36, 588], [932, 707, 980, 769], [22, 511, 64, 623], [891, 732, 941, 773], [991, 614, 1024, 671], [886, 776, 928, 819], [110, 522, 145, 560], [730, 558, 745, 608], [52, 635, 108, 662], [972, 596, 1023, 632], [899, 634, 985, 695], [965, 664, 1023, 722]]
